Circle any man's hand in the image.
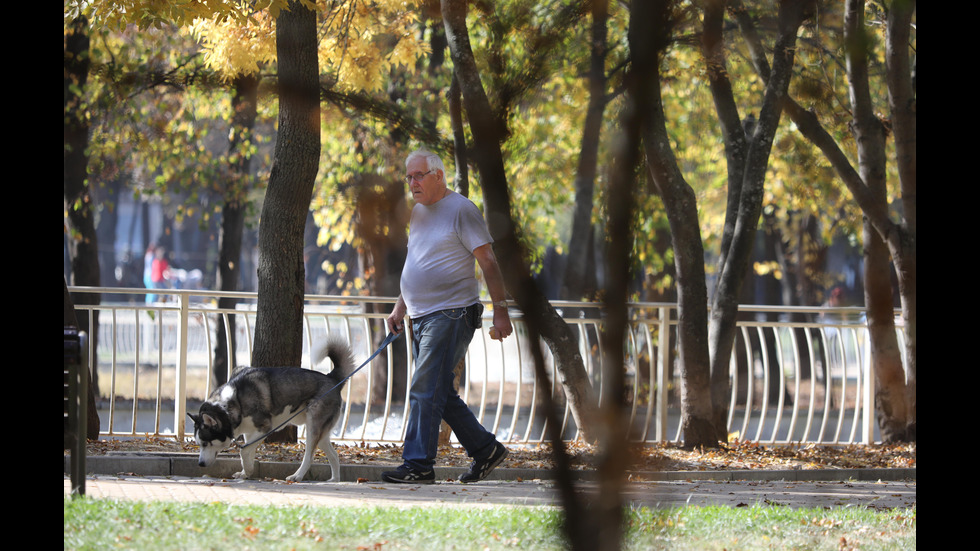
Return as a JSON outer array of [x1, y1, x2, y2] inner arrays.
[[387, 296, 407, 335], [489, 307, 513, 340]]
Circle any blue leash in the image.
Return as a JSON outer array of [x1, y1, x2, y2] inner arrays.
[[238, 331, 402, 449]]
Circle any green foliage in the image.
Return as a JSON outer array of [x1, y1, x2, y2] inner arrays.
[[65, 0, 905, 303], [73, 22, 273, 234]]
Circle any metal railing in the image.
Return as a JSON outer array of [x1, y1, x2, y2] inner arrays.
[[68, 287, 907, 446]]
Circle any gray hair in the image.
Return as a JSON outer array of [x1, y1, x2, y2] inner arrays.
[[405, 149, 446, 175]]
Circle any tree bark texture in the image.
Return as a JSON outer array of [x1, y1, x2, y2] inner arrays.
[[845, 0, 911, 442], [884, 0, 915, 439], [705, 0, 812, 438], [448, 71, 469, 196], [440, 0, 596, 443], [252, 1, 320, 370], [631, 0, 716, 449]]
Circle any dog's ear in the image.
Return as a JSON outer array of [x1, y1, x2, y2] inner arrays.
[[201, 413, 219, 428], [188, 413, 200, 426]]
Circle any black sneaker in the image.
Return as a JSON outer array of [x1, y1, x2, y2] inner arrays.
[[458, 442, 508, 483], [381, 465, 435, 484]]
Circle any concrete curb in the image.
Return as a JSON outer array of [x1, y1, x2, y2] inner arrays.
[[65, 453, 916, 484]]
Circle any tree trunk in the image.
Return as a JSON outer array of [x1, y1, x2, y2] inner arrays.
[[591, 18, 644, 542], [440, 0, 596, 442], [64, 15, 101, 439], [562, 0, 608, 302], [884, 0, 916, 439], [632, 0, 717, 449], [213, 74, 258, 386], [704, 0, 811, 441], [844, 0, 911, 442], [761, 0, 915, 441], [253, 0, 320, 367], [864, 222, 909, 440], [448, 70, 469, 196], [354, 173, 409, 405], [252, 1, 320, 367], [64, 16, 97, 294]]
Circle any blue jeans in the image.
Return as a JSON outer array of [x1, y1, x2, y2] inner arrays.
[[402, 304, 497, 471]]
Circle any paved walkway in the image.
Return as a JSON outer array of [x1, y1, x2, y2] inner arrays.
[[65, 474, 916, 509], [64, 454, 916, 509]]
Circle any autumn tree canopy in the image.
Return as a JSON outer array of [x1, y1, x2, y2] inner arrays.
[[66, 0, 914, 448]]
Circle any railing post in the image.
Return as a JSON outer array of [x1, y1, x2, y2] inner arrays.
[[861, 328, 875, 444], [656, 306, 669, 442], [174, 292, 190, 440]]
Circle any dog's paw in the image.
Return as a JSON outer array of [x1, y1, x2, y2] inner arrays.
[[232, 470, 250, 479], [285, 473, 305, 482]]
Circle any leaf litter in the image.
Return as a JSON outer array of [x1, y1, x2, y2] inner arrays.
[[79, 436, 914, 473]]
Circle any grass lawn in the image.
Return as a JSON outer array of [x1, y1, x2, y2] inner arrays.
[[64, 496, 915, 550]]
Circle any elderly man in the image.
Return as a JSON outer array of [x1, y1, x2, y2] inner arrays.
[[382, 149, 513, 484]]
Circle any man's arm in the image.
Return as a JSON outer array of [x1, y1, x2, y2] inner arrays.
[[473, 243, 513, 340]]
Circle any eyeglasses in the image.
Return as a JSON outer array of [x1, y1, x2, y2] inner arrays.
[[404, 170, 433, 184]]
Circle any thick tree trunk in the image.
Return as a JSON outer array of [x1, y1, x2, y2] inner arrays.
[[448, 71, 469, 196], [701, 0, 748, 438], [253, 0, 319, 367], [864, 224, 909, 441], [632, 0, 717, 449], [252, 1, 320, 442], [64, 17, 97, 294]]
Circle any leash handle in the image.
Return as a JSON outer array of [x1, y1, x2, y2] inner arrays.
[[238, 332, 402, 449]]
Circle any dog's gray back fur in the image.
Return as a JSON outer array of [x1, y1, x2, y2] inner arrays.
[[217, 339, 353, 426], [190, 338, 356, 482]]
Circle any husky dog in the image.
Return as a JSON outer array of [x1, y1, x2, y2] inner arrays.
[[189, 339, 355, 482]]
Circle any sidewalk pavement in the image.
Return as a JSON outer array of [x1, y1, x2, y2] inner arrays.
[[64, 453, 916, 509]]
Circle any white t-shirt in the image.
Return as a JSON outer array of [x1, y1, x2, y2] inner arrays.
[[400, 191, 492, 318]]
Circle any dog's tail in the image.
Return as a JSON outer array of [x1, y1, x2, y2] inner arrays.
[[312, 338, 357, 384]]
